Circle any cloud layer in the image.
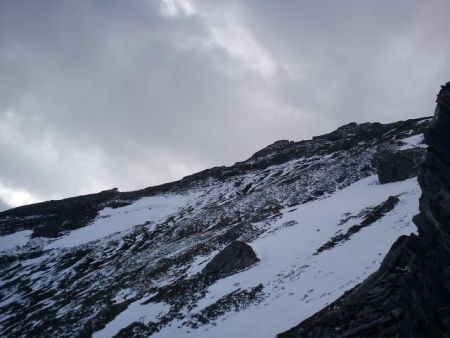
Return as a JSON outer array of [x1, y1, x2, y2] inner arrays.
[[1, 0, 449, 207]]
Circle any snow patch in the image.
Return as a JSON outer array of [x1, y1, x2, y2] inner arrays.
[[0, 230, 32, 251], [152, 175, 420, 338], [46, 192, 199, 249], [186, 250, 220, 277], [93, 296, 170, 338], [398, 134, 426, 150]]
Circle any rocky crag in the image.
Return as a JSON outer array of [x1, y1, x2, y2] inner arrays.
[[279, 82, 450, 338]]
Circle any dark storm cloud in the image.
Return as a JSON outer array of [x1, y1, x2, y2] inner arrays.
[[0, 0, 449, 206]]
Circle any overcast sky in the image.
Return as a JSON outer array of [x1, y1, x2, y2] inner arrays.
[[0, 0, 449, 210]]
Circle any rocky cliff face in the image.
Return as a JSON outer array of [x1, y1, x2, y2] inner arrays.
[[278, 82, 450, 338]]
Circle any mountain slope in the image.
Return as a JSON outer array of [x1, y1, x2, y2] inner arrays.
[[0, 117, 430, 337], [278, 83, 450, 337]]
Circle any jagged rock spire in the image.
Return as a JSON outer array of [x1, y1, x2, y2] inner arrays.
[[416, 81, 450, 238], [437, 81, 450, 108]]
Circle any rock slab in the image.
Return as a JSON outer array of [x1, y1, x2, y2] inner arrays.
[[202, 241, 259, 276], [377, 148, 426, 184]]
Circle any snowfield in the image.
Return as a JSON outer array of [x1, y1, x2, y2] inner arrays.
[[0, 230, 32, 252], [149, 176, 419, 338], [93, 294, 171, 338], [398, 134, 427, 150], [46, 192, 200, 249]]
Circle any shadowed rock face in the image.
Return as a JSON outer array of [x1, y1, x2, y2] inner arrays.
[[377, 148, 426, 184], [202, 241, 259, 276], [278, 82, 450, 338]]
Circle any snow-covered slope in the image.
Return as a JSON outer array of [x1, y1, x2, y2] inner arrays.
[[0, 117, 430, 337], [278, 81, 450, 338], [148, 176, 420, 338]]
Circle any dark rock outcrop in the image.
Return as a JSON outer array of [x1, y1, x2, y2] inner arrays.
[[376, 148, 426, 184], [202, 241, 259, 276], [0, 188, 122, 238], [315, 195, 400, 254], [278, 82, 450, 338], [247, 118, 430, 171]]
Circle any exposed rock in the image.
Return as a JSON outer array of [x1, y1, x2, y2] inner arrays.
[[0, 188, 123, 238], [278, 82, 450, 338], [376, 148, 426, 184], [244, 117, 430, 170], [202, 241, 259, 276], [186, 284, 265, 328], [315, 195, 399, 254]]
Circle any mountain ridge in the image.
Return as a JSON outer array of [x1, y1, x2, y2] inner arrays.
[[0, 114, 433, 337], [0, 117, 430, 239]]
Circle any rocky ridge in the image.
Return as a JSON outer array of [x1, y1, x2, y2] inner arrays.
[[0, 118, 429, 240], [278, 82, 450, 338]]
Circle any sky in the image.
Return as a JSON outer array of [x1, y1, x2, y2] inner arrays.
[[0, 0, 449, 210]]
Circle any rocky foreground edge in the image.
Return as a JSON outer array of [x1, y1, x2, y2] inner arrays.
[[278, 82, 450, 338]]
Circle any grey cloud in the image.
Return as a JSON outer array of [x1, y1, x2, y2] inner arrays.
[[0, 198, 9, 212], [0, 0, 449, 206], [232, 0, 450, 122]]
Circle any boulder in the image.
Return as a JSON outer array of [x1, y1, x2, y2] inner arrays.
[[376, 148, 426, 184], [202, 241, 259, 276]]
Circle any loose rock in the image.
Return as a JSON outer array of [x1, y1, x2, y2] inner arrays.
[[202, 241, 259, 276]]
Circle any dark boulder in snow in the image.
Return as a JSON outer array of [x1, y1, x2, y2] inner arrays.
[[202, 241, 259, 276], [376, 148, 426, 184]]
